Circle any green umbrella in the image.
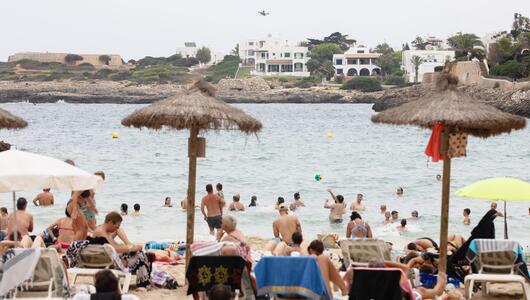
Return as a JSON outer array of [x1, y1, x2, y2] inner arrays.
[[455, 177, 530, 239]]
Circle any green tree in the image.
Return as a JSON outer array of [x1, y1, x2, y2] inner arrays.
[[64, 54, 83, 64], [306, 32, 355, 50], [98, 55, 111, 65], [310, 43, 342, 61], [196, 46, 212, 64], [402, 43, 410, 51], [231, 44, 240, 57], [373, 43, 394, 55], [307, 43, 342, 80], [410, 55, 423, 83], [411, 36, 427, 50], [341, 77, 382, 92], [511, 13, 530, 39], [490, 60, 523, 80], [447, 33, 484, 60]]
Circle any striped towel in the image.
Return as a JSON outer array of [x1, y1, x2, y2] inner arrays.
[[0, 248, 41, 299]]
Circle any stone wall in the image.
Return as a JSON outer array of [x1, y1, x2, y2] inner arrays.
[[8, 52, 123, 67]]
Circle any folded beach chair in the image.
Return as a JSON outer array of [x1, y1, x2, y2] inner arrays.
[[254, 256, 331, 300], [0, 248, 69, 299], [68, 244, 131, 293], [186, 255, 251, 300], [464, 239, 530, 299], [339, 239, 390, 268], [347, 267, 414, 300]]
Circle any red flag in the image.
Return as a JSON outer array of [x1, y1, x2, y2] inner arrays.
[[425, 122, 444, 162]]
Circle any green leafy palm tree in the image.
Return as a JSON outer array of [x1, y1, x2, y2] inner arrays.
[[410, 55, 423, 83], [447, 33, 484, 60]]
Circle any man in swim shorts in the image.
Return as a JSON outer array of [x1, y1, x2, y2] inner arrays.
[[201, 184, 225, 236], [264, 204, 303, 255]]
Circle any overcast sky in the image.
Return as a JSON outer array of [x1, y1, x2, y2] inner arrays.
[[1, 0, 529, 61]]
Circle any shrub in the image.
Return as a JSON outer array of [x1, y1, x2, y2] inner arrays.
[[204, 55, 240, 83], [16, 59, 43, 69], [93, 68, 114, 79], [109, 71, 132, 81], [434, 66, 444, 72], [384, 75, 405, 86], [278, 77, 289, 83], [334, 76, 344, 84], [64, 54, 83, 63], [493, 82, 500, 89], [78, 63, 95, 71], [293, 76, 319, 88], [341, 77, 382, 92]]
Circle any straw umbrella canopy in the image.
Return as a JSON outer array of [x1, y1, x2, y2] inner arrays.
[[0, 107, 27, 244], [0, 108, 27, 130], [371, 74, 526, 273], [122, 80, 262, 265]]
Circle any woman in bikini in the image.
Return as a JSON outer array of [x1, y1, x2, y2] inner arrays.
[[346, 211, 373, 238], [46, 208, 75, 251]]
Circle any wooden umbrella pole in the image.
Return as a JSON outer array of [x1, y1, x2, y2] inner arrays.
[[504, 200, 508, 239], [185, 126, 199, 269], [438, 128, 451, 274]]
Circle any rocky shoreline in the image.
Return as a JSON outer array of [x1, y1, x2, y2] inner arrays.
[[0, 79, 529, 118]]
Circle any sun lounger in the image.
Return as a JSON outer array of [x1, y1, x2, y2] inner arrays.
[[464, 239, 530, 299], [68, 244, 131, 293], [0, 248, 69, 299], [255, 256, 331, 300], [345, 267, 415, 300], [339, 238, 390, 268]]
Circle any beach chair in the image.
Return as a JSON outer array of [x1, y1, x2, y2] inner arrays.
[[346, 267, 415, 300], [464, 239, 529, 299], [0, 248, 69, 299], [339, 239, 390, 268], [186, 255, 252, 300], [68, 244, 131, 293], [255, 256, 331, 300]]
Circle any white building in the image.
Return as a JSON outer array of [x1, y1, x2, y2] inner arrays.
[[333, 46, 381, 77], [401, 50, 455, 82], [239, 35, 310, 77], [175, 42, 223, 65]]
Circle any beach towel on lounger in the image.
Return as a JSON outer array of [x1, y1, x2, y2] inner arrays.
[[254, 256, 331, 300], [0, 248, 41, 299], [186, 255, 247, 295], [349, 267, 414, 300]]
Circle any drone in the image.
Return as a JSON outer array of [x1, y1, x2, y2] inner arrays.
[[258, 10, 270, 16]]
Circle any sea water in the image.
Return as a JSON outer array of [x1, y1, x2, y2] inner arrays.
[[1, 102, 529, 248]]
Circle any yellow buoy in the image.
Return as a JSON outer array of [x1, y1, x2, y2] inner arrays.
[[326, 133, 333, 138], [111, 133, 119, 139]]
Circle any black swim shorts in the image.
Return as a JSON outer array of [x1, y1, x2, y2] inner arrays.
[[207, 215, 222, 229]]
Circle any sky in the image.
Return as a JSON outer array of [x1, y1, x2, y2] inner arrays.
[[1, 0, 529, 61]]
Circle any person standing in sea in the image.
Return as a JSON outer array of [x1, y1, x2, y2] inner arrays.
[[324, 189, 346, 223], [32, 188, 54, 206], [201, 184, 225, 236]]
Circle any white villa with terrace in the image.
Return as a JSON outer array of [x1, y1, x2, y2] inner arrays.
[[333, 46, 381, 77], [238, 35, 310, 77]]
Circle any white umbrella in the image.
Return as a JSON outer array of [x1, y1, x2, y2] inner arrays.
[[0, 149, 103, 242]]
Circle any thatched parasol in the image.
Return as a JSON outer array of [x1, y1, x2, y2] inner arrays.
[[0, 108, 27, 129], [122, 79, 262, 266], [0, 107, 27, 244], [371, 74, 526, 273]]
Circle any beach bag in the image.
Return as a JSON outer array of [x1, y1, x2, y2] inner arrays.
[[151, 271, 179, 289]]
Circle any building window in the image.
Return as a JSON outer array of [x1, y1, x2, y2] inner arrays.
[[249, 42, 254, 46], [360, 58, 370, 65], [294, 53, 304, 59], [260, 53, 267, 59], [347, 58, 358, 65], [257, 63, 266, 72], [371, 58, 378, 65], [284, 53, 291, 58], [335, 59, 343, 65], [248, 50, 254, 56], [268, 65, 279, 72], [294, 63, 304, 72], [281, 64, 293, 72], [357, 50, 365, 53], [336, 68, 343, 75]]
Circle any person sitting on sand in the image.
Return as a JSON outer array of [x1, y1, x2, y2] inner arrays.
[[383, 211, 391, 224], [33, 188, 54, 206], [120, 203, 128, 216], [380, 204, 387, 214], [86, 212, 151, 288], [292, 192, 305, 208], [72, 269, 140, 300], [324, 189, 346, 223], [45, 207, 75, 251], [410, 210, 419, 219], [396, 219, 407, 234], [228, 194, 245, 211], [463, 208, 471, 225], [285, 232, 304, 256], [132, 203, 141, 216], [390, 210, 399, 223], [350, 193, 366, 211], [201, 184, 225, 236], [6, 198, 33, 238], [346, 211, 372, 238], [163, 196, 173, 207], [307, 240, 348, 298], [264, 204, 302, 255], [274, 197, 285, 210], [406, 237, 439, 252], [249, 195, 257, 207], [217, 215, 246, 244]]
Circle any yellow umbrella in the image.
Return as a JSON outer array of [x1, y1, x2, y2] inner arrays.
[[455, 177, 530, 239]]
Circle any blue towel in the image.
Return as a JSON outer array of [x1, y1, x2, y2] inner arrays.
[[254, 256, 331, 300]]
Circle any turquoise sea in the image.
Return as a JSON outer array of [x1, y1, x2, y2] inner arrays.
[[1, 102, 529, 249]]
